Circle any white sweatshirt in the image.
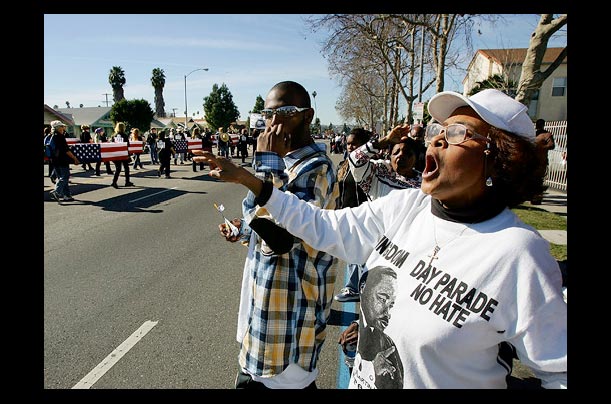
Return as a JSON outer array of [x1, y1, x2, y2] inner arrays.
[[263, 186, 567, 389]]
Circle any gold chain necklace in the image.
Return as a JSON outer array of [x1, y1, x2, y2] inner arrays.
[[427, 217, 470, 267]]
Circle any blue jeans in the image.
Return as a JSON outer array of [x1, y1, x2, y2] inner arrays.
[[219, 145, 229, 158], [54, 165, 71, 197], [132, 153, 143, 168], [149, 144, 158, 163], [344, 263, 365, 293]]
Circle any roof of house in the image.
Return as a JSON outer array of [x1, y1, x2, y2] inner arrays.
[[475, 47, 566, 67], [149, 118, 166, 128], [44, 104, 75, 126], [56, 107, 112, 126]]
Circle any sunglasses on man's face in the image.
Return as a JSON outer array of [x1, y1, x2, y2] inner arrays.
[[261, 106, 310, 119]]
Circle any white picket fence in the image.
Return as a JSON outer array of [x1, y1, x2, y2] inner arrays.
[[543, 121, 567, 192]]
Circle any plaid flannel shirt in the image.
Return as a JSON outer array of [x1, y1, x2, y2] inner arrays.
[[237, 142, 340, 376]]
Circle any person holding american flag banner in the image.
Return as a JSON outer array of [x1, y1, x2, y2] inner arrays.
[[92, 128, 114, 176], [70, 130, 131, 168], [130, 128, 145, 170], [110, 122, 134, 188], [48, 120, 80, 202]]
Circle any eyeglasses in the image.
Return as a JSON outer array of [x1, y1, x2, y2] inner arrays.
[[260, 106, 310, 119], [425, 123, 488, 145]]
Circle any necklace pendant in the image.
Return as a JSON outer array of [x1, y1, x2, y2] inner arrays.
[[427, 245, 440, 267]]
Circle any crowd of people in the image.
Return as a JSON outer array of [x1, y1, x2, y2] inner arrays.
[[45, 82, 565, 389], [44, 122, 257, 198], [192, 83, 566, 389]]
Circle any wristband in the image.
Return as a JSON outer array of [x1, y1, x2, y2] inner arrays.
[[254, 180, 273, 206]]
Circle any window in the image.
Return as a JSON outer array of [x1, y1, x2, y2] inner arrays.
[[552, 77, 567, 97]]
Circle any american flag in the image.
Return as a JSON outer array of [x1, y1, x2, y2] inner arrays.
[[69, 143, 129, 163], [66, 138, 80, 145], [173, 139, 188, 153], [128, 140, 144, 155]]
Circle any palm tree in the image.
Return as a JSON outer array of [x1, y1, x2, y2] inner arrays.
[[108, 66, 126, 103], [467, 74, 517, 97], [151, 67, 166, 118]]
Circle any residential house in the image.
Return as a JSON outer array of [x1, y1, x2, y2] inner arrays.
[[47, 105, 169, 137], [156, 116, 209, 132], [462, 47, 567, 121], [44, 104, 75, 133], [55, 106, 114, 138]]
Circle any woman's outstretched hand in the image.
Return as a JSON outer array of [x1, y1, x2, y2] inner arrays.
[[192, 150, 263, 196]]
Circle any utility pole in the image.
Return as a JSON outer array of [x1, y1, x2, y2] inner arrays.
[[184, 68, 209, 131], [102, 93, 111, 107], [311, 91, 317, 134], [172, 108, 178, 117]]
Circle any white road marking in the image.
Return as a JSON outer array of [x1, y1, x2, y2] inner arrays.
[[129, 187, 178, 203], [72, 320, 159, 389]]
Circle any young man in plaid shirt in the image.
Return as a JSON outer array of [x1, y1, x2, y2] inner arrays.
[[196, 81, 339, 389]]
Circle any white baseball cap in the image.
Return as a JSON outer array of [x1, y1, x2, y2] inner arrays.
[[428, 89, 535, 141], [50, 120, 67, 129]]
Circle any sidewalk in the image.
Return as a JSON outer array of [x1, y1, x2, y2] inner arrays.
[[524, 188, 567, 245]]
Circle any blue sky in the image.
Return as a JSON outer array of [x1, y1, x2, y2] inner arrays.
[[44, 14, 566, 127]]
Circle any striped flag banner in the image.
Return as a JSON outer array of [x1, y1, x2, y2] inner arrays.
[[69, 143, 129, 163], [128, 140, 144, 155], [188, 139, 203, 151], [66, 138, 80, 145]]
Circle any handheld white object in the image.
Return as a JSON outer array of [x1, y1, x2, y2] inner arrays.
[[214, 203, 240, 237]]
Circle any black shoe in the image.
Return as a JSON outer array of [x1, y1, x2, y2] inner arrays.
[[334, 288, 360, 303], [125, 181, 135, 187], [49, 190, 61, 202], [157, 171, 161, 177], [111, 182, 118, 189], [62, 196, 75, 202]]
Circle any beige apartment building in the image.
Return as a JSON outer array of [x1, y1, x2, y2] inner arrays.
[[462, 47, 567, 121]]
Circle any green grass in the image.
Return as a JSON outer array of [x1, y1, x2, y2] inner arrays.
[[512, 205, 567, 230], [512, 204, 567, 261]]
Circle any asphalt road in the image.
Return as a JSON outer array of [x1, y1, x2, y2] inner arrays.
[[43, 144, 548, 390], [43, 150, 351, 390]]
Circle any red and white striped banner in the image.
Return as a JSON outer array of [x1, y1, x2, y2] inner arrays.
[[188, 139, 203, 151], [128, 140, 144, 154], [99, 143, 130, 161]]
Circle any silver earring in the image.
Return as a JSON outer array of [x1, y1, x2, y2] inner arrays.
[[484, 141, 492, 186]]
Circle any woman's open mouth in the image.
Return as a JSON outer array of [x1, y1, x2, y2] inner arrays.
[[422, 153, 439, 180]]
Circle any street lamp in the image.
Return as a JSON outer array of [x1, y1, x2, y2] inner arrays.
[[184, 67, 209, 131], [311, 91, 317, 133]]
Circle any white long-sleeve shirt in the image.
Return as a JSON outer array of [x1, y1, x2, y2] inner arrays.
[[349, 140, 422, 200], [262, 186, 567, 388]]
